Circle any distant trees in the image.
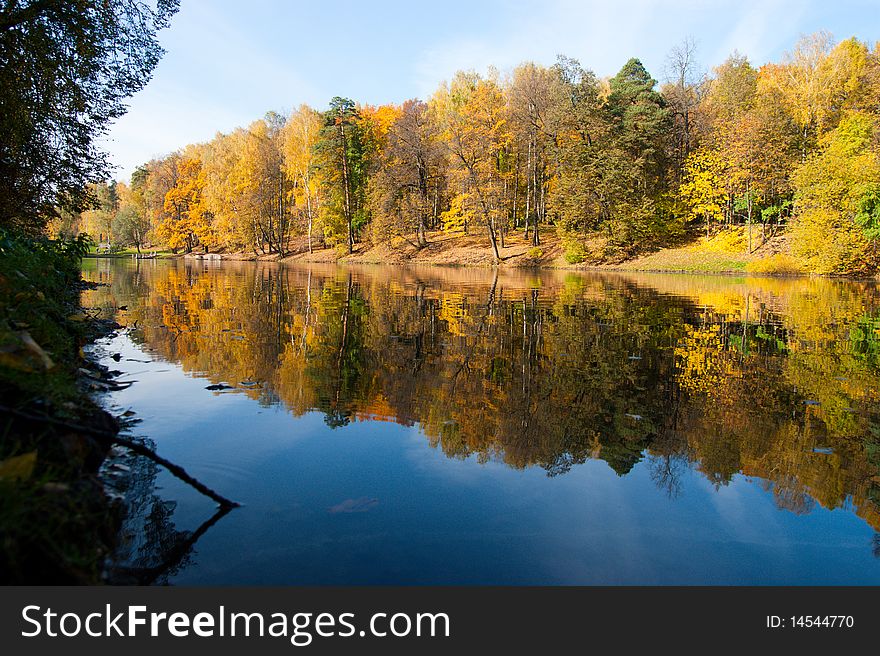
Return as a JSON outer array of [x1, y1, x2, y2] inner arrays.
[[112, 171, 151, 253], [507, 62, 565, 247], [790, 112, 880, 273], [72, 30, 880, 275], [232, 115, 293, 256], [680, 34, 880, 269], [0, 0, 179, 234]]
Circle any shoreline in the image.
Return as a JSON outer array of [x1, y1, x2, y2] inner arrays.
[[0, 234, 126, 583], [84, 233, 880, 281]]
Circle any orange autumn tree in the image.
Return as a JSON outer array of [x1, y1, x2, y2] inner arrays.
[[159, 153, 215, 253]]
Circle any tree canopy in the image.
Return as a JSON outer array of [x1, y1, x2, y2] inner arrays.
[[0, 0, 179, 233]]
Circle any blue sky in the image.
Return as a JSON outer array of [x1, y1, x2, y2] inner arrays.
[[102, 0, 880, 180]]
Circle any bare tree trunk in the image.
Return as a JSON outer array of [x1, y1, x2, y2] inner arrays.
[[512, 154, 519, 230], [524, 139, 532, 240], [534, 164, 542, 247], [339, 121, 353, 254], [486, 217, 501, 262], [747, 180, 752, 254], [305, 178, 314, 254]]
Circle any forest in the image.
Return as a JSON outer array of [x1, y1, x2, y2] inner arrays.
[[64, 33, 880, 275]]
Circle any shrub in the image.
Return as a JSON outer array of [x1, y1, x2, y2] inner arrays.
[[695, 227, 747, 254], [745, 253, 805, 275], [526, 247, 543, 260], [563, 242, 586, 264]]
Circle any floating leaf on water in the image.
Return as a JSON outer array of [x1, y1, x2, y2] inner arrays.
[[0, 451, 37, 482], [329, 497, 379, 514]]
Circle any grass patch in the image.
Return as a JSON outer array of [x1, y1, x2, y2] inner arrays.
[[618, 248, 749, 272]]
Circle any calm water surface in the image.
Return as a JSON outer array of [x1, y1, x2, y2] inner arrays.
[[81, 259, 880, 584]]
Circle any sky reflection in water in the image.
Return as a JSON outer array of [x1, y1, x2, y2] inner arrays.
[[83, 259, 880, 584]]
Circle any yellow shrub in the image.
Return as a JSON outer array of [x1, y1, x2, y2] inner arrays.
[[745, 253, 805, 275], [692, 227, 747, 254], [789, 208, 872, 274]]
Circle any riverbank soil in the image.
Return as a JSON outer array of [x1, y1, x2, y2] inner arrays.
[[277, 225, 796, 273]]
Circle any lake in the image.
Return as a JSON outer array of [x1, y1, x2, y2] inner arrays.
[[81, 258, 880, 584]]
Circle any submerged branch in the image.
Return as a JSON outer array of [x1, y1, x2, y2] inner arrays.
[[107, 504, 234, 585], [0, 405, 240, 509]]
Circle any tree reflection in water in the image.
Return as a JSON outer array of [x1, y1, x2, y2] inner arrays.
[[84, 260, 880, 561]]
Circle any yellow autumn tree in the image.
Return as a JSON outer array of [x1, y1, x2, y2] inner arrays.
[[282, 105, 323, 253], [790, 111, 880, 274], [431, 70, 511, 261], [679, 149, 727, 237]]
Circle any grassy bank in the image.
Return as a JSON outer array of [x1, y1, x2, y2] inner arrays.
[[611, 228, 803, 275], [0, 230, 122, 583]]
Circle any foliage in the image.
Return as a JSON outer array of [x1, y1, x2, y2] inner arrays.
[[0, 229, 90, 402], [790, 112, 880, 274], [855, 185, 880, 241], [78, 31, 880, 275], [0, 0, 179, 234], [744, 253, 805, 275], [563, 241, 586, 264], [680, 150, 726, 229], [314, 97, 370, 253]]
